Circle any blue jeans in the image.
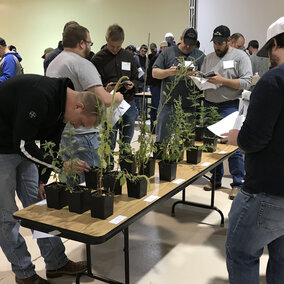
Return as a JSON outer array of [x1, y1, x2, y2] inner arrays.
[[61, 132, 101, 185], [226, 189, 284, 284], [0, 154, 68, 278], [204, 100, 244, 188], [150, 85, 161, 132]]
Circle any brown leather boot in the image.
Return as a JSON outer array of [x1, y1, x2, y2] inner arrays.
[[15, 274, 50, 284], [46, 260, 87, 278]]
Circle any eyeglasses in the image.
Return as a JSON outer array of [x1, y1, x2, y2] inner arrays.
[[84, 40, 94, 46]]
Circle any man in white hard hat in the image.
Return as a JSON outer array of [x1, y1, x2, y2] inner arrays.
[[223, 16, 284, 283], [164, 32, 176, 46]]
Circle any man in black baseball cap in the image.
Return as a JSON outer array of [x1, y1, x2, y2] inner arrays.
[[211, 25, 231, 43], [182, 28, 198, 45], [152, 27, 205, 142], [201, 24, 252, 199]]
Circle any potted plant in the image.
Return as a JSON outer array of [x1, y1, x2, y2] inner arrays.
[[158, 98, 186, 181], [41, 141, 68, 210], [90, 76, 130, 219], [203, 106, 222, 152]]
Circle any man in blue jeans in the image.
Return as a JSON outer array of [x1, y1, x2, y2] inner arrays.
[[200, 24, 252, 199], [223, 16, 284, 284], [0, 74, 104, 283]]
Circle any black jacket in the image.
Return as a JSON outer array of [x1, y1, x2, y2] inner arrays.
[[238, 63, 284, 196], [0, 74, 73, 183], [91, 47, 138, 101]]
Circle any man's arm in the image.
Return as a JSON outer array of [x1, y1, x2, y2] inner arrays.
[[152, 66, 177, 80]]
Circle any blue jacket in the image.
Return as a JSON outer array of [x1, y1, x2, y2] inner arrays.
[[0, 52, 22, 83]]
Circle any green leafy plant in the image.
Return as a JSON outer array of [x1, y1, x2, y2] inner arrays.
[[96, 75, 130, 196], [42, 128, 85, 193]]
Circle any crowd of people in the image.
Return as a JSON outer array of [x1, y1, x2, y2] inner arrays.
[[1, 16, 284, 284]]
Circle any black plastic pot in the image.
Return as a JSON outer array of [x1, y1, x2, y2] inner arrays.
[[195, 126, 204, 141], [90, 191, 114, 219], [138, 157, 156, 177], [126, 176, 147, 199], [103, 171, 122, 195], [68, 186, 91, 214], [158, 161, 177, 181], [203, 136, 218, 153], [45, 182, 68, 210], [186, 148, 202, 164], [85, 167, 99, 189], [119, 155, 137, 174]]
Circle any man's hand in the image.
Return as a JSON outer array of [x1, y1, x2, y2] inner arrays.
[[114, 91, 124, 103], [63, 159, 91, 175], [167, 66, 178, 76], [38, 182, 46, 200], [105, 82, 115, 92], [123, 81, 134, 90], [207, 72, 224, 85], [221, 129, 239, 146]]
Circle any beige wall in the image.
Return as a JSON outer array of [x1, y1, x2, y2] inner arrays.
[[0, 0, 189, 75]]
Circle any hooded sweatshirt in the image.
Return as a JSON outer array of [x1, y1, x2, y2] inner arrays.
[[0, 52, 23, 82]]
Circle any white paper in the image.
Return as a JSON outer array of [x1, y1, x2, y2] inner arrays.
[[109, 215, 127, 224], [172, 179, 185, 184], [144, 195, 159, 202], [108, 100, 130, 126], [190, 76, 217, 91], [36, 200, 47, 206], [33, 231, 55, 239], [242, 90, 251, 101], [137, 67, 144, 78], [121, 61, 131, 71], [184, 61, 193, 68], [223, 60, 235, 69], [207, 111, 245, 138], [218, 151, 227, 154], [201, 162, 211, 167]]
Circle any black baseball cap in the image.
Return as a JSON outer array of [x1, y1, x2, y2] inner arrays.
[[211, 25, 230, 43], [182, 28, 198, 45], [0, 37, 6, 46]]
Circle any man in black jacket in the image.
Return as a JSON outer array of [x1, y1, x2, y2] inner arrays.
[[92, 24, 138, 159], [222, 17, 284, 283], [0, 74, 103, 284]]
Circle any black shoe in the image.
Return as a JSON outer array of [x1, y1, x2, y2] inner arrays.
[[46, 260, 87, 278], [16, 274, 50, 284], [203, 181, 222, 191]]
